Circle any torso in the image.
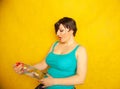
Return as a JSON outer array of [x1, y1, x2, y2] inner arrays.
[[53, 42, 78, 55], [45, 41, 80, 89]]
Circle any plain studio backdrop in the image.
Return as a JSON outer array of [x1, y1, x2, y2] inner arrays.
[[0, 0, 120, 89]]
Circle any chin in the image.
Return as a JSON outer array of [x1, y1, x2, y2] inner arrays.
[[59, 40, 66, 43]]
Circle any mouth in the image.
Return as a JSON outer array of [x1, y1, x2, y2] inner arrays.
[[58, 37, 62, 40]]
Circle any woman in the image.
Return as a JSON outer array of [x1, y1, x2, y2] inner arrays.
[[14, 17, 87, 89]]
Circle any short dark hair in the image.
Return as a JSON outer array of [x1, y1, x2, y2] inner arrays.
[[54, 17, 77, 36]]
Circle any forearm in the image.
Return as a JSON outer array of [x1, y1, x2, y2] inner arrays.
[[33, 64, 47, 71], [33, 63, 44, 70], [54, 74, 85, 85], [33, 61, 48, 71]]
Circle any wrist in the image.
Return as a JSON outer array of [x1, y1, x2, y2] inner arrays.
[[53, 78, 58, 85]]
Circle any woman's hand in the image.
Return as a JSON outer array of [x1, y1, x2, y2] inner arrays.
[[40, 74, 56, 88], [13, 62, 24, 74]]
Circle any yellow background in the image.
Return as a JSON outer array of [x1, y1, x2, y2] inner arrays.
[[0, 0, 120, 89]]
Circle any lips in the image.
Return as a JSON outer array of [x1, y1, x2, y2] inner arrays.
[[58, 37, 62, 40]]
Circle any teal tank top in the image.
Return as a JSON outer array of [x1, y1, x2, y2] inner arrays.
[[45, 41, 80, 89]]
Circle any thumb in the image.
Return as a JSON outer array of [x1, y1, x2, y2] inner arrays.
[[46, 73, 52, 78]]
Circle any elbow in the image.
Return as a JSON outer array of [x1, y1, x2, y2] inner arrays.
[[78, 80, 85, 85], [80, 81, 85, 84], [76, 77, 85, 85], [75, 75, 86, 85]]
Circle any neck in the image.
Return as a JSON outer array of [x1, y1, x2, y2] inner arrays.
[[60, 36, 76, 46]]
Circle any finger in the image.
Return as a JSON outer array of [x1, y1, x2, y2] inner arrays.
[[46, 73, 52, 78], [37, 80, 40, 82], [13, 63, 23, 69], [15, 62, 22, 66], [14, 64, 24, 74], [42, 85, 46, 88], [17, 65, 24, 71], [40, 78, 44, 82], [13, 64, 20, 70]]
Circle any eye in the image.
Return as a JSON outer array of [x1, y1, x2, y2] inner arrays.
[[60, 30, 64, 32]]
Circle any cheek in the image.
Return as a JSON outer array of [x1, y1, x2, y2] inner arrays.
[[62, 31, 66, 34], [63, 33, 70, 39]]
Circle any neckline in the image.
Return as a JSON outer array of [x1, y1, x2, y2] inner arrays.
[[51, 44, 79, 56]]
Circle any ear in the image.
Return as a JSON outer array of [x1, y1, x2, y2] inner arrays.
[[69, 30, 74, 35]]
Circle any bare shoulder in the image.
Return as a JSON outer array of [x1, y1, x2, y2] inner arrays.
[[77, 46, 86, 53], [76, 46, 87, 60], [49, 41, 58, 52]]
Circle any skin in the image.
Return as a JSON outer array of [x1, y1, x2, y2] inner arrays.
[[13, 24, 87, 88]]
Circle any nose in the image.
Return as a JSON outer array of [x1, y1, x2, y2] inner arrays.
[[57, 30, 60, 36]]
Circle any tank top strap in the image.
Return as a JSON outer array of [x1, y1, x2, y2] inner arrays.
[[71, 45, 80, 54], [52, 41, 59, 52]]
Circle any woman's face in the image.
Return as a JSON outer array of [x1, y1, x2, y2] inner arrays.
[[56, 24, 73, 43]]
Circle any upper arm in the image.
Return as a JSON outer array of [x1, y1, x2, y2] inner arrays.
[[34, 43, 55, 70], [48, 41, 58, 53], [76, 46, 87, 82]]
